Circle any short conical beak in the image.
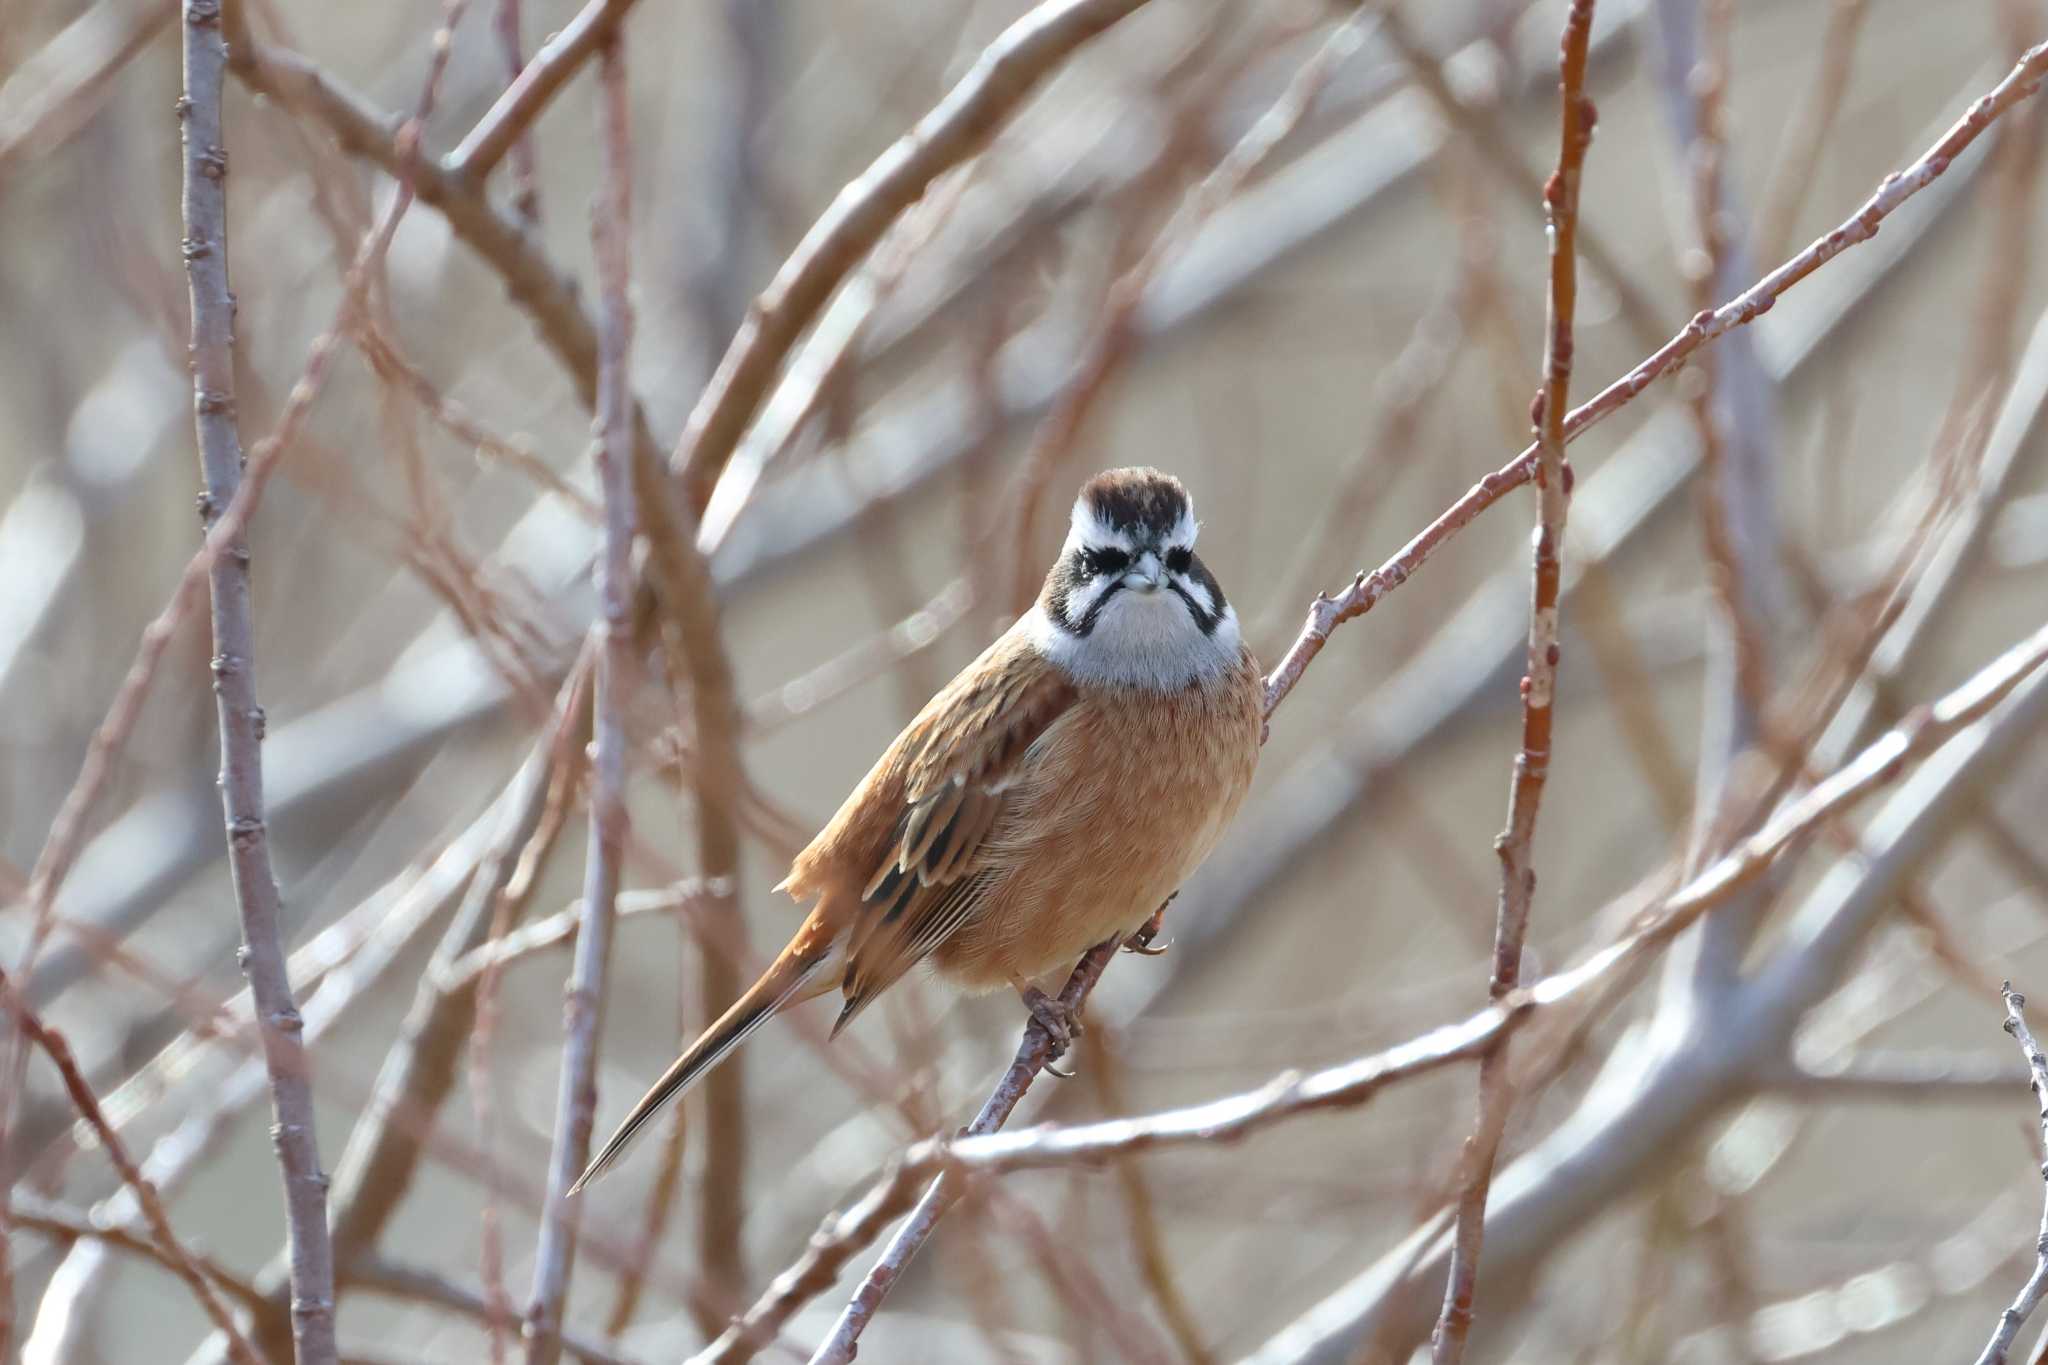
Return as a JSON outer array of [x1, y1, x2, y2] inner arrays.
[[1121, 553, 1163, 592]]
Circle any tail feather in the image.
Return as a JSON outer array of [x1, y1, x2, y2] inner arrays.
[[570, 949, 828, 1194]]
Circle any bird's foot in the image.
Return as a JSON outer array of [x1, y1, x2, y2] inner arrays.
[[1122, 894, 1176, 955], [1015, 983, 1082, 1064], [1122, 922, 1170, 956]]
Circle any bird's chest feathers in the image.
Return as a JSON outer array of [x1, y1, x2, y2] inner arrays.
[[1009, 677, 1256, 892]]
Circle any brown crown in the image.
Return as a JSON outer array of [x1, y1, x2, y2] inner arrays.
[[1077, 467, 1189, 539]]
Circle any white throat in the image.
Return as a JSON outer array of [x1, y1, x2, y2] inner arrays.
[[1025, 594, 1241, 691]]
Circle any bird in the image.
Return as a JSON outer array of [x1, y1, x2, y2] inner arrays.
[[571, 466, 1263, 1192]]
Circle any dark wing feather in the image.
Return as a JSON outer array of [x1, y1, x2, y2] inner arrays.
[[833, 638, 1077, 1024]]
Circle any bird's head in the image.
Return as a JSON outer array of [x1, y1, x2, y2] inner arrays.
[[1031, 467, 1241, 690]]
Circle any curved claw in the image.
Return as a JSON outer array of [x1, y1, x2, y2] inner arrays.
[[1123, 934, 1172, 956], [1044, 1058, 1077, 1079]]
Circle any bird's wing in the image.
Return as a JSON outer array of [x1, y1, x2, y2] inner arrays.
[[833, 637, 1077, 1030]]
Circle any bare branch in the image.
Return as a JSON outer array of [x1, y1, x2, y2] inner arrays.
[[0, 970, 263, 1365], [1432, 6, 1596, 1358], [677, 0, 1160, 518], [176, 4, 337, 1358], [449, 0, 638, 180], [1262, 37, 2048, 719], [522, 33, 637, 1365], [1974, 984, 2048, 1365]]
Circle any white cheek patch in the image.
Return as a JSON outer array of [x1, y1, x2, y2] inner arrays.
[[1168, 571, 1219, 620]]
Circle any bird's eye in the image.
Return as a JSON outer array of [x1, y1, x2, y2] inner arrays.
[[1082, 547, 1130, 577], [1164, 546, 1192, 574]]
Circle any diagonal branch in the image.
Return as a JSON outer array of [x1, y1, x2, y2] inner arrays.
[[0, 970, 263, 1365], [675, 0, 1159, 517]]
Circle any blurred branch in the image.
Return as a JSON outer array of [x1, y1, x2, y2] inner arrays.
[[522, 36, 636, 1365], [1761, 1051, 2027, 1098], [449, 0, 638, 180], [1004, 4, 1382, 613], [176, 3, 337, 1359], [1432, 6, 1595, 1358], [677, 0, 1161, 518], [1757, 0, 1871, 263], [0, 0, 173, 170], [1974, 984, 2048, 1365], [9, 1194, 263, 1312], [354, 1258, 642, 1365], [1379, 7, 1666, 352], [491, 0, 542, 226]]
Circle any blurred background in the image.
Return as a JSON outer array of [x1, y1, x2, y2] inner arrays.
[[4, 0, 2048, 1361]]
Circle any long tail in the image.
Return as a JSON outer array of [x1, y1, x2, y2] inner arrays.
[[570, 926, 835, 1193]]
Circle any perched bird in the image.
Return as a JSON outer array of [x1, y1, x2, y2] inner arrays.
[[572, 467, 1262, 1191]]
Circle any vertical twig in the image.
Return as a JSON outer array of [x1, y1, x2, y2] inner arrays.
[[493, 0, 543, 226], [1976, 984, 2048, 1365], [1429, 3, 1596, 1361], [177, 3, 339, 1361], [522, 30, 636, 1365]]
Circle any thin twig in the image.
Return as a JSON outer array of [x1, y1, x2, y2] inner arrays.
[[0, 970, 264, 1365], [522, 32, 637, 1365], [1431, 5, 1595, 1358], [449, 0, 638, 179], [176, 3, 338, 1359], [1973, 983, 2048, 1365], [796, 930, 1130, 1365]]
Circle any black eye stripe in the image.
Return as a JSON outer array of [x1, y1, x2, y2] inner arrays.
[[1165, 546, 1192, 573], [1080, 546, 1130, 576]]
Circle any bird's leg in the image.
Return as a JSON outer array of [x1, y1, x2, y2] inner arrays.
[[1010, 975, 1082, 1066], [1122, 893, 1176, 955]]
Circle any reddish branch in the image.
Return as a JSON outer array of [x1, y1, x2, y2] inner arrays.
[[0, 970, 263, 1365], [523, 33, 637, 1365], [1431, 4, 1595, 1359], [176, 4, 339, 1361], [1261, 35, 2048, 723]]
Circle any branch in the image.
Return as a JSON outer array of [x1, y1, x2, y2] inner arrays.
[[176, 3, 337, 1359], [1260, 36, 2048, 720], [903, 1001, 1520, 1178], [449, 0, 638, 180], [1975, 984, 2048, 1365], [522, 35, 636, 1365], [1432, 6, 1595, 1359], [8, 1194, 264, 1314], [676, 0, 1158, 517], [0, 970, 263, 1365]]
